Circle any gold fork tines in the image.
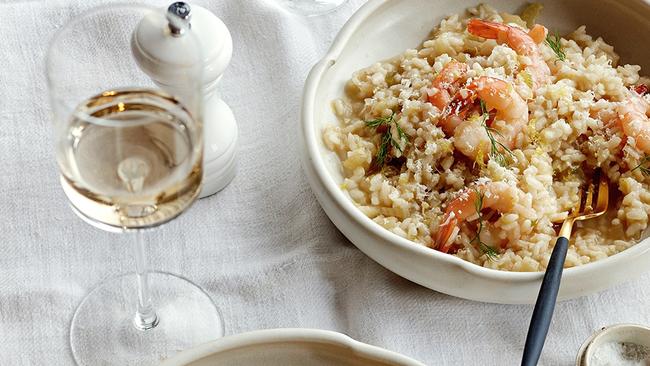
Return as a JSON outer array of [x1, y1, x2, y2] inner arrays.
[[556, 169, 609, 238], [584, 183, 595, 213]]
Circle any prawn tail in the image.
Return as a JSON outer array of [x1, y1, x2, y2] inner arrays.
[[434, 215, 459, 253], [467, 18, 507, 39], [528, 24, 548, 44]]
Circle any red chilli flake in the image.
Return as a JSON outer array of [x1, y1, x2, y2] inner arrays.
[[633, 84, 649, 96]]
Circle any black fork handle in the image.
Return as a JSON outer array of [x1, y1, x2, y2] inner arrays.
[[521, 236, 569, 366]]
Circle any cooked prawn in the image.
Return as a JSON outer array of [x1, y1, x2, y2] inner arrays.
[[617, 89, 650, 154], [468, 19, 551, 89], [428, 60, 469, 110], [434, 181, 517, 253], [445, 76, 529, 160]]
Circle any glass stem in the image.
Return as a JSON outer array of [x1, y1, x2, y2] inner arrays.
[[132, 230, 159, 331]]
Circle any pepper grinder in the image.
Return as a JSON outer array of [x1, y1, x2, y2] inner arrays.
[[131, 2, 238, 198]]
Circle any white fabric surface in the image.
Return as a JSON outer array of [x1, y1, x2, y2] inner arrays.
[[1, 0, 650, 365]]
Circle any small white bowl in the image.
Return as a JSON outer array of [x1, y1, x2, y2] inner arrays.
[[159, 328, 425, 366], [300, 0, 650, 304], [576, 324, 650, 366]]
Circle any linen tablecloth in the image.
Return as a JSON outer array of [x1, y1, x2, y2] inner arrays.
[[1, 0, 650, 364]]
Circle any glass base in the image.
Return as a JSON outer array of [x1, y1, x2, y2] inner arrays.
[[276, 0, 347, 16], [70, 272, 224, 366]]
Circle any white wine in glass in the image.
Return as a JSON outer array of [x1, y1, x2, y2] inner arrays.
[[46, 3, 223, 365], [59, 89, 202, 229]]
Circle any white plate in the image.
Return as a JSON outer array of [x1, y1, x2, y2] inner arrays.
[[300, 0, 650, 304], [159, 328, 424, 366]]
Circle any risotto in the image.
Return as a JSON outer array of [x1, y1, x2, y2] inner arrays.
[[322, 4, 650, 271]]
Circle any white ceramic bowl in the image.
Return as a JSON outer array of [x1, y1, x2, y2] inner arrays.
[[159, 328, 424, 366], [300, 0, 650, 304]]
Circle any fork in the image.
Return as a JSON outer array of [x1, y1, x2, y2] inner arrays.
[[521, 169, 609, 366]]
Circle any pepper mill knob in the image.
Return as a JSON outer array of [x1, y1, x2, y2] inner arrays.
[[166, 2, 192, 35], [131, 2, 238, 198]]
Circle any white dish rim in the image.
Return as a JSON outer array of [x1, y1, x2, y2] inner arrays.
[[300, 0, 650, 283], [159, 328, 425, 365]]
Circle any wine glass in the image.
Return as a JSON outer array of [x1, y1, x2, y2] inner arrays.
[[275, 0, 348, 16], [45, 4, 223, 365]]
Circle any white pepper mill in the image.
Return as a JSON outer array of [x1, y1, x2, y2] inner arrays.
[[131, 2, 238, 198]]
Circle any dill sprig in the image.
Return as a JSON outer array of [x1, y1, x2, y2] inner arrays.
[[545, 32, 566, 62], [395, 123, 409, 147], [365, 114, 393, 128], [365, 112, 410, 171], [480, 100, 515, 167], [470, 187, 498, 260], [374, 132, 392, 168], [631, 155, 650, 176], [479, 99, 488, 119]]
